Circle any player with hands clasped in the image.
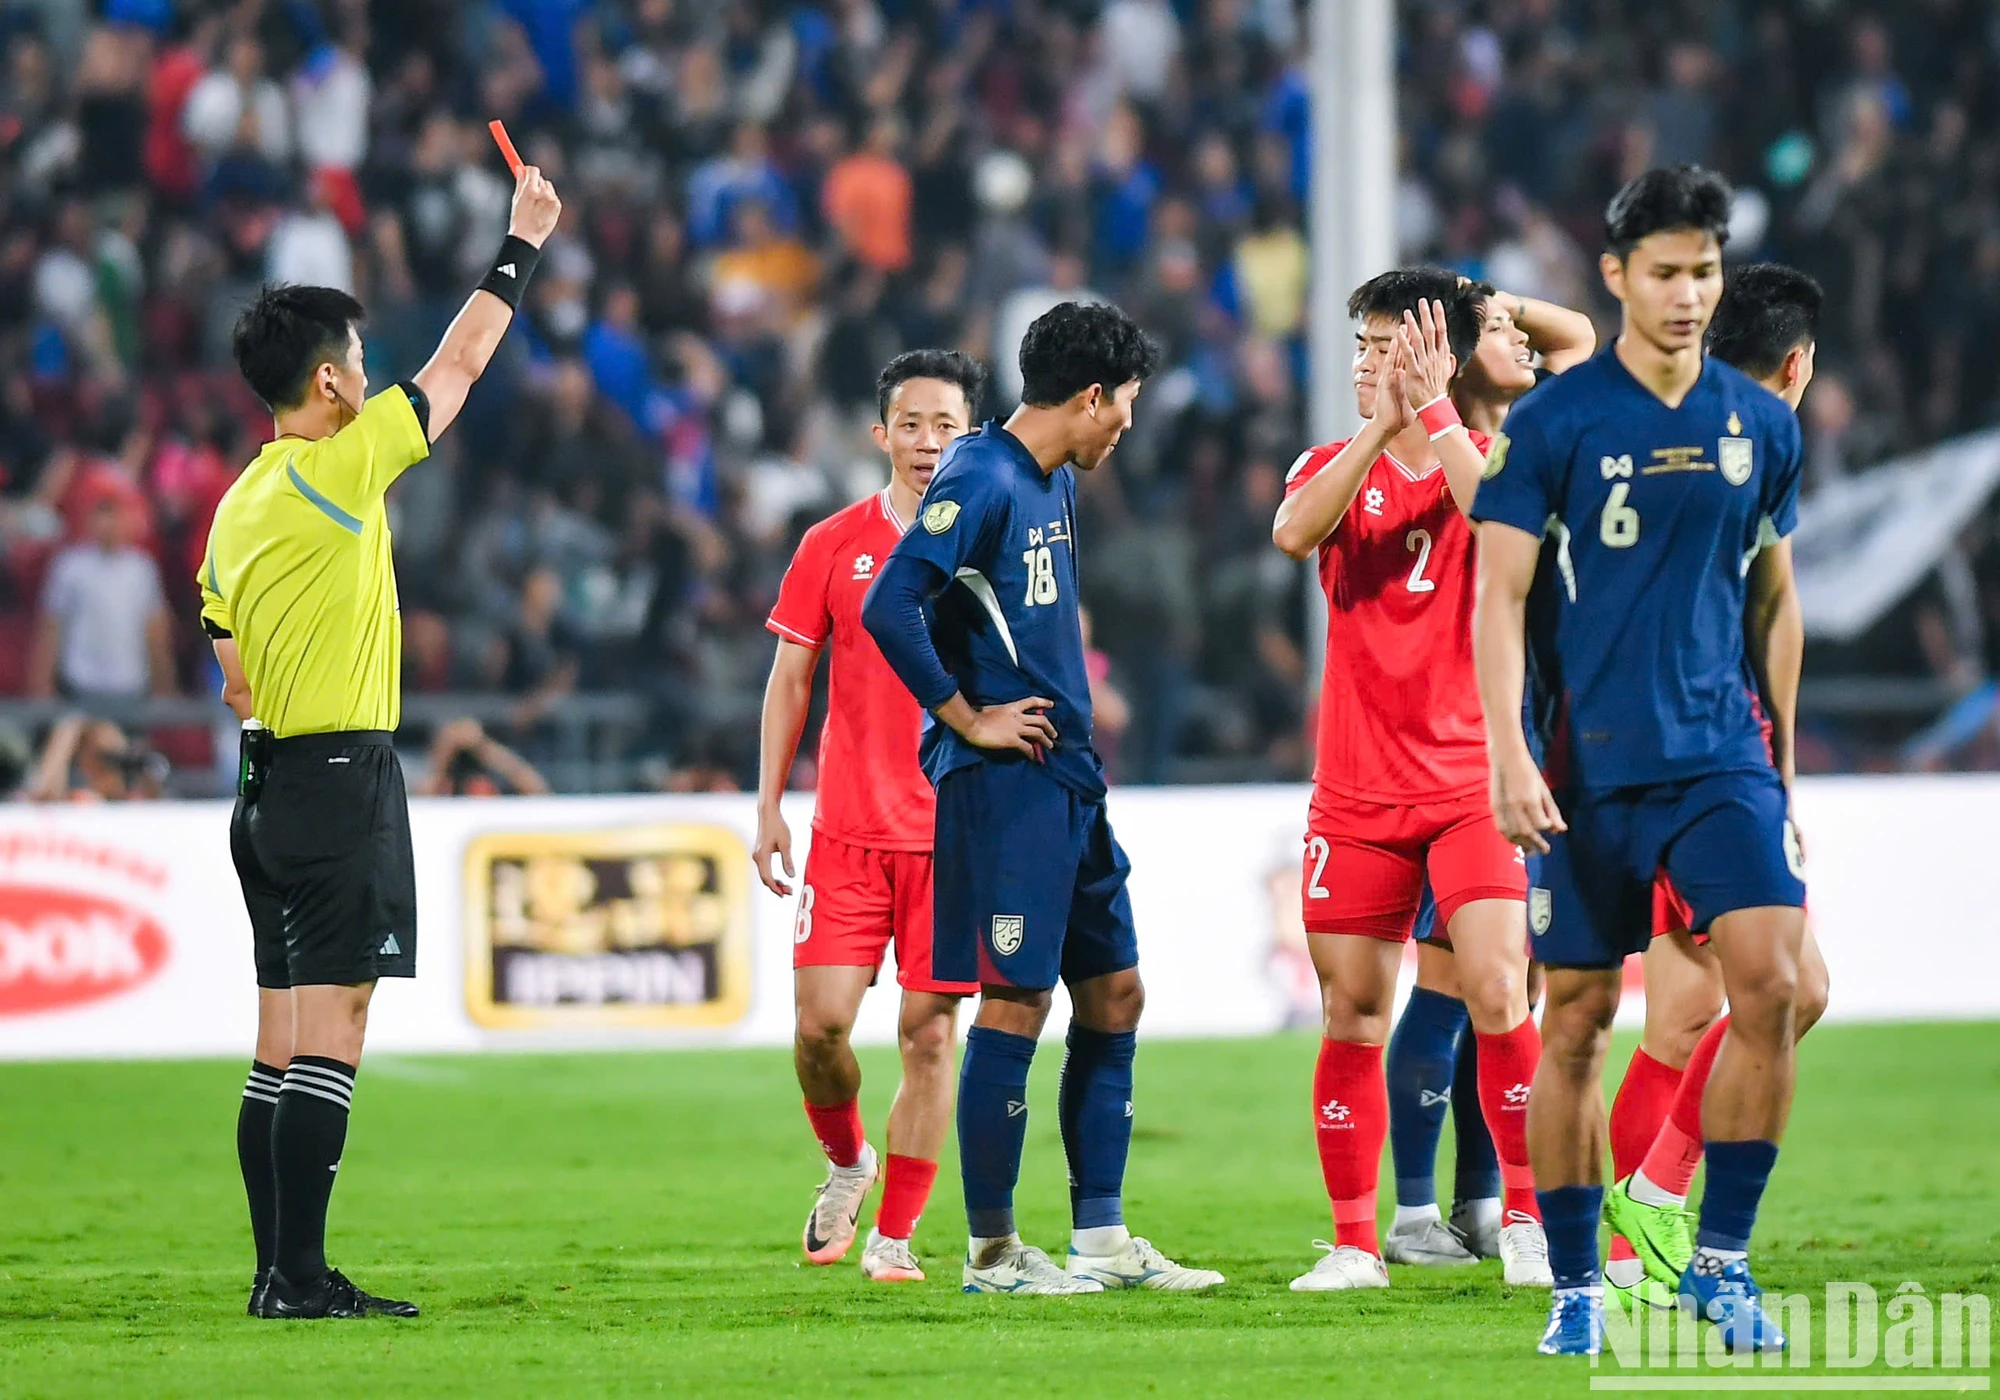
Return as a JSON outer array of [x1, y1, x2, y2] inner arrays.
[[1272, 270, 1550, 1296]]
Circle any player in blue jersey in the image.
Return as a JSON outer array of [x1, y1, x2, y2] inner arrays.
[[1600, 263, 1834, 1312], [1469, 167, 1808, 1357], [862, 301, 1225, 1296]]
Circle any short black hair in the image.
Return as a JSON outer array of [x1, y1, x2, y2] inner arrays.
[[1706, 262, 1823, 380], [1604, 164, 1733, 259], [1346, 267, 1480, 370], [1018, 301, 1161, 408], [231, 283, 365, 411], [876, 348, 987, 423]]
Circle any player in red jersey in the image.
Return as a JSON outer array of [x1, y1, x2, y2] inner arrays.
[[1272, 269, 1549, 1292], [1601, 264, 1834, 1311], [753, 350, 986, 1283], [1385, 283, 1596, 1265]]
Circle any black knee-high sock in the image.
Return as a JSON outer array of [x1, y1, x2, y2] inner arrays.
[[272, 1056, 355, 1285], [238, 1061, 284, 1273]]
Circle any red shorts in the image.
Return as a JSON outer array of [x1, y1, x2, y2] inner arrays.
[[1302, 789, 1527, 941], [1651, 873, 1705, 943], [792, 833, 975, 995], [1651, 872, 1806, 943]]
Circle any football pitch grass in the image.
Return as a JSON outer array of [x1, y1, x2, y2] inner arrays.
[[1, 1023, 1994, 1398]]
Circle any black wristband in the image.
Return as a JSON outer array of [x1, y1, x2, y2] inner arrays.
[[477, 235, 541, 310]]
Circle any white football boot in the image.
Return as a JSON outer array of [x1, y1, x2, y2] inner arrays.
[[1500, 1211, 1554, 1287], [1066, 1234, 1225, 1291], [858, 1228, 925, 1283], [801, 1144, 877, 1265], [962, 1239, 1105, 1295], [1383, 1210, 1480, 1266], [1289, 1241, 1391, 1292]]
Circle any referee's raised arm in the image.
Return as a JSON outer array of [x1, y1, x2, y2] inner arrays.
[[409, 165, 562, 442], [201, 163, 562, 1325]]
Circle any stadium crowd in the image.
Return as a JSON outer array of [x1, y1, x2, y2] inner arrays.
[[0, 0, 1996, 792]]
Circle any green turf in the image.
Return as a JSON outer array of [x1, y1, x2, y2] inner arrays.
[[0, 1024, 1994, 1398]]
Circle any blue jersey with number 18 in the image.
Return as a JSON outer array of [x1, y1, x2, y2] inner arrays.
[[871, 421, 1103, 799], [1469, 346, 1803, 792]]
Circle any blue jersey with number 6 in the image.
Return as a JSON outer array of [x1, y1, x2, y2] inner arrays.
[[1470, 347, 1803, 791], [865, 421, 1102, 798]]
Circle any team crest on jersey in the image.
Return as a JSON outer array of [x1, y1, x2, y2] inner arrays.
[[852, 553, 875, 579], [1363, 487, 1386, 515], [991, 914, 1025, 956], [1482, 433, 1510, 480], [1718, 436, 1753, 486], [1528, 887, 1552, 935], [922, 500, 961, 534]]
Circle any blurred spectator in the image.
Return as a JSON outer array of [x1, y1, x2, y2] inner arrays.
[[28, 489, 172, 699], [822, 115, 913, 274], [181, 35, 289, 166], [267, 172, 354, 291], [993, 252, 1102, 407], [415, 718, 549, 796], [23, 715, 168, 802]]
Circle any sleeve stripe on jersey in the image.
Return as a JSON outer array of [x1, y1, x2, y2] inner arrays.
[[286, 459, 364, 534], [765, 618, 823, 648], [206, 553, 220, 594], [950, 567, 1019, 665]]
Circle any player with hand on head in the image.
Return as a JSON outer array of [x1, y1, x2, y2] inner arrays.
[[1601, 263, 1833, 1313], [205, 158, 561, 1320], [1470, 166, 1809, 1356], [1272, 269, 1549, 1294], [754, 350, 987, 1283], [1383, 281, 1595, 1267], [863, 301, 1223, 1296]]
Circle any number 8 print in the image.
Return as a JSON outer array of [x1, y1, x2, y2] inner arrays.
[[1022, 546, 1058, 605]]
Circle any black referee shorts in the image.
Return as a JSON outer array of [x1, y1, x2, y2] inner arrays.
[[234, 731, 418, 989]]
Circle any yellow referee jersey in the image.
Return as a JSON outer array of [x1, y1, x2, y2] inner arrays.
[[199, 388, 430, 738]]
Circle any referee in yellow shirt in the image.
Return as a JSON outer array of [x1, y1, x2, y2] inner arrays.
[[201, 162, 561, 1321]]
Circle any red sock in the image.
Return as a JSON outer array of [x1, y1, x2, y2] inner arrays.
[[875, 1154, 937, 1240], [803, 1098, 865, 1168], [1607, 1046, 1683, 1260], [1475, 1018, 1543, 1222], [1313, 1038, 1386, 1255], [1610, 1048, 1684, 1181], [1641, 1015, 1729, 1199]]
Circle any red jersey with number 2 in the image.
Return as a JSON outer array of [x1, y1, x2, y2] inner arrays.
[[1287, 434, 1492, 805], [767, 490, 933, 851]]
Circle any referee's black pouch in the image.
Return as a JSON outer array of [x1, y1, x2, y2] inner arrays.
[[238, 721, 272, 800]]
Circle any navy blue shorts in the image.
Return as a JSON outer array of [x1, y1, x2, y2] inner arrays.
[[1412, 884, 1444, 944], [932, 761, 1140, 991], [1529, 768, 1806, 970]]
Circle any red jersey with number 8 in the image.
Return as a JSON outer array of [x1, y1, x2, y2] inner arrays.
[[1287, 435, 1492, 805], [767, 490, 934, 851]]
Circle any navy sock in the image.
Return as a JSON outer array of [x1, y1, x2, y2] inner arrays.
[[1059, 1024, 1137, 1230], [1387, 988, 1467, 1208], [1538, 1184, 1605, 1290], [958, 1026, 1038, 1239], [1451, 1019, 1501, 1203], [1697, 1140, 1779, 1253]]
